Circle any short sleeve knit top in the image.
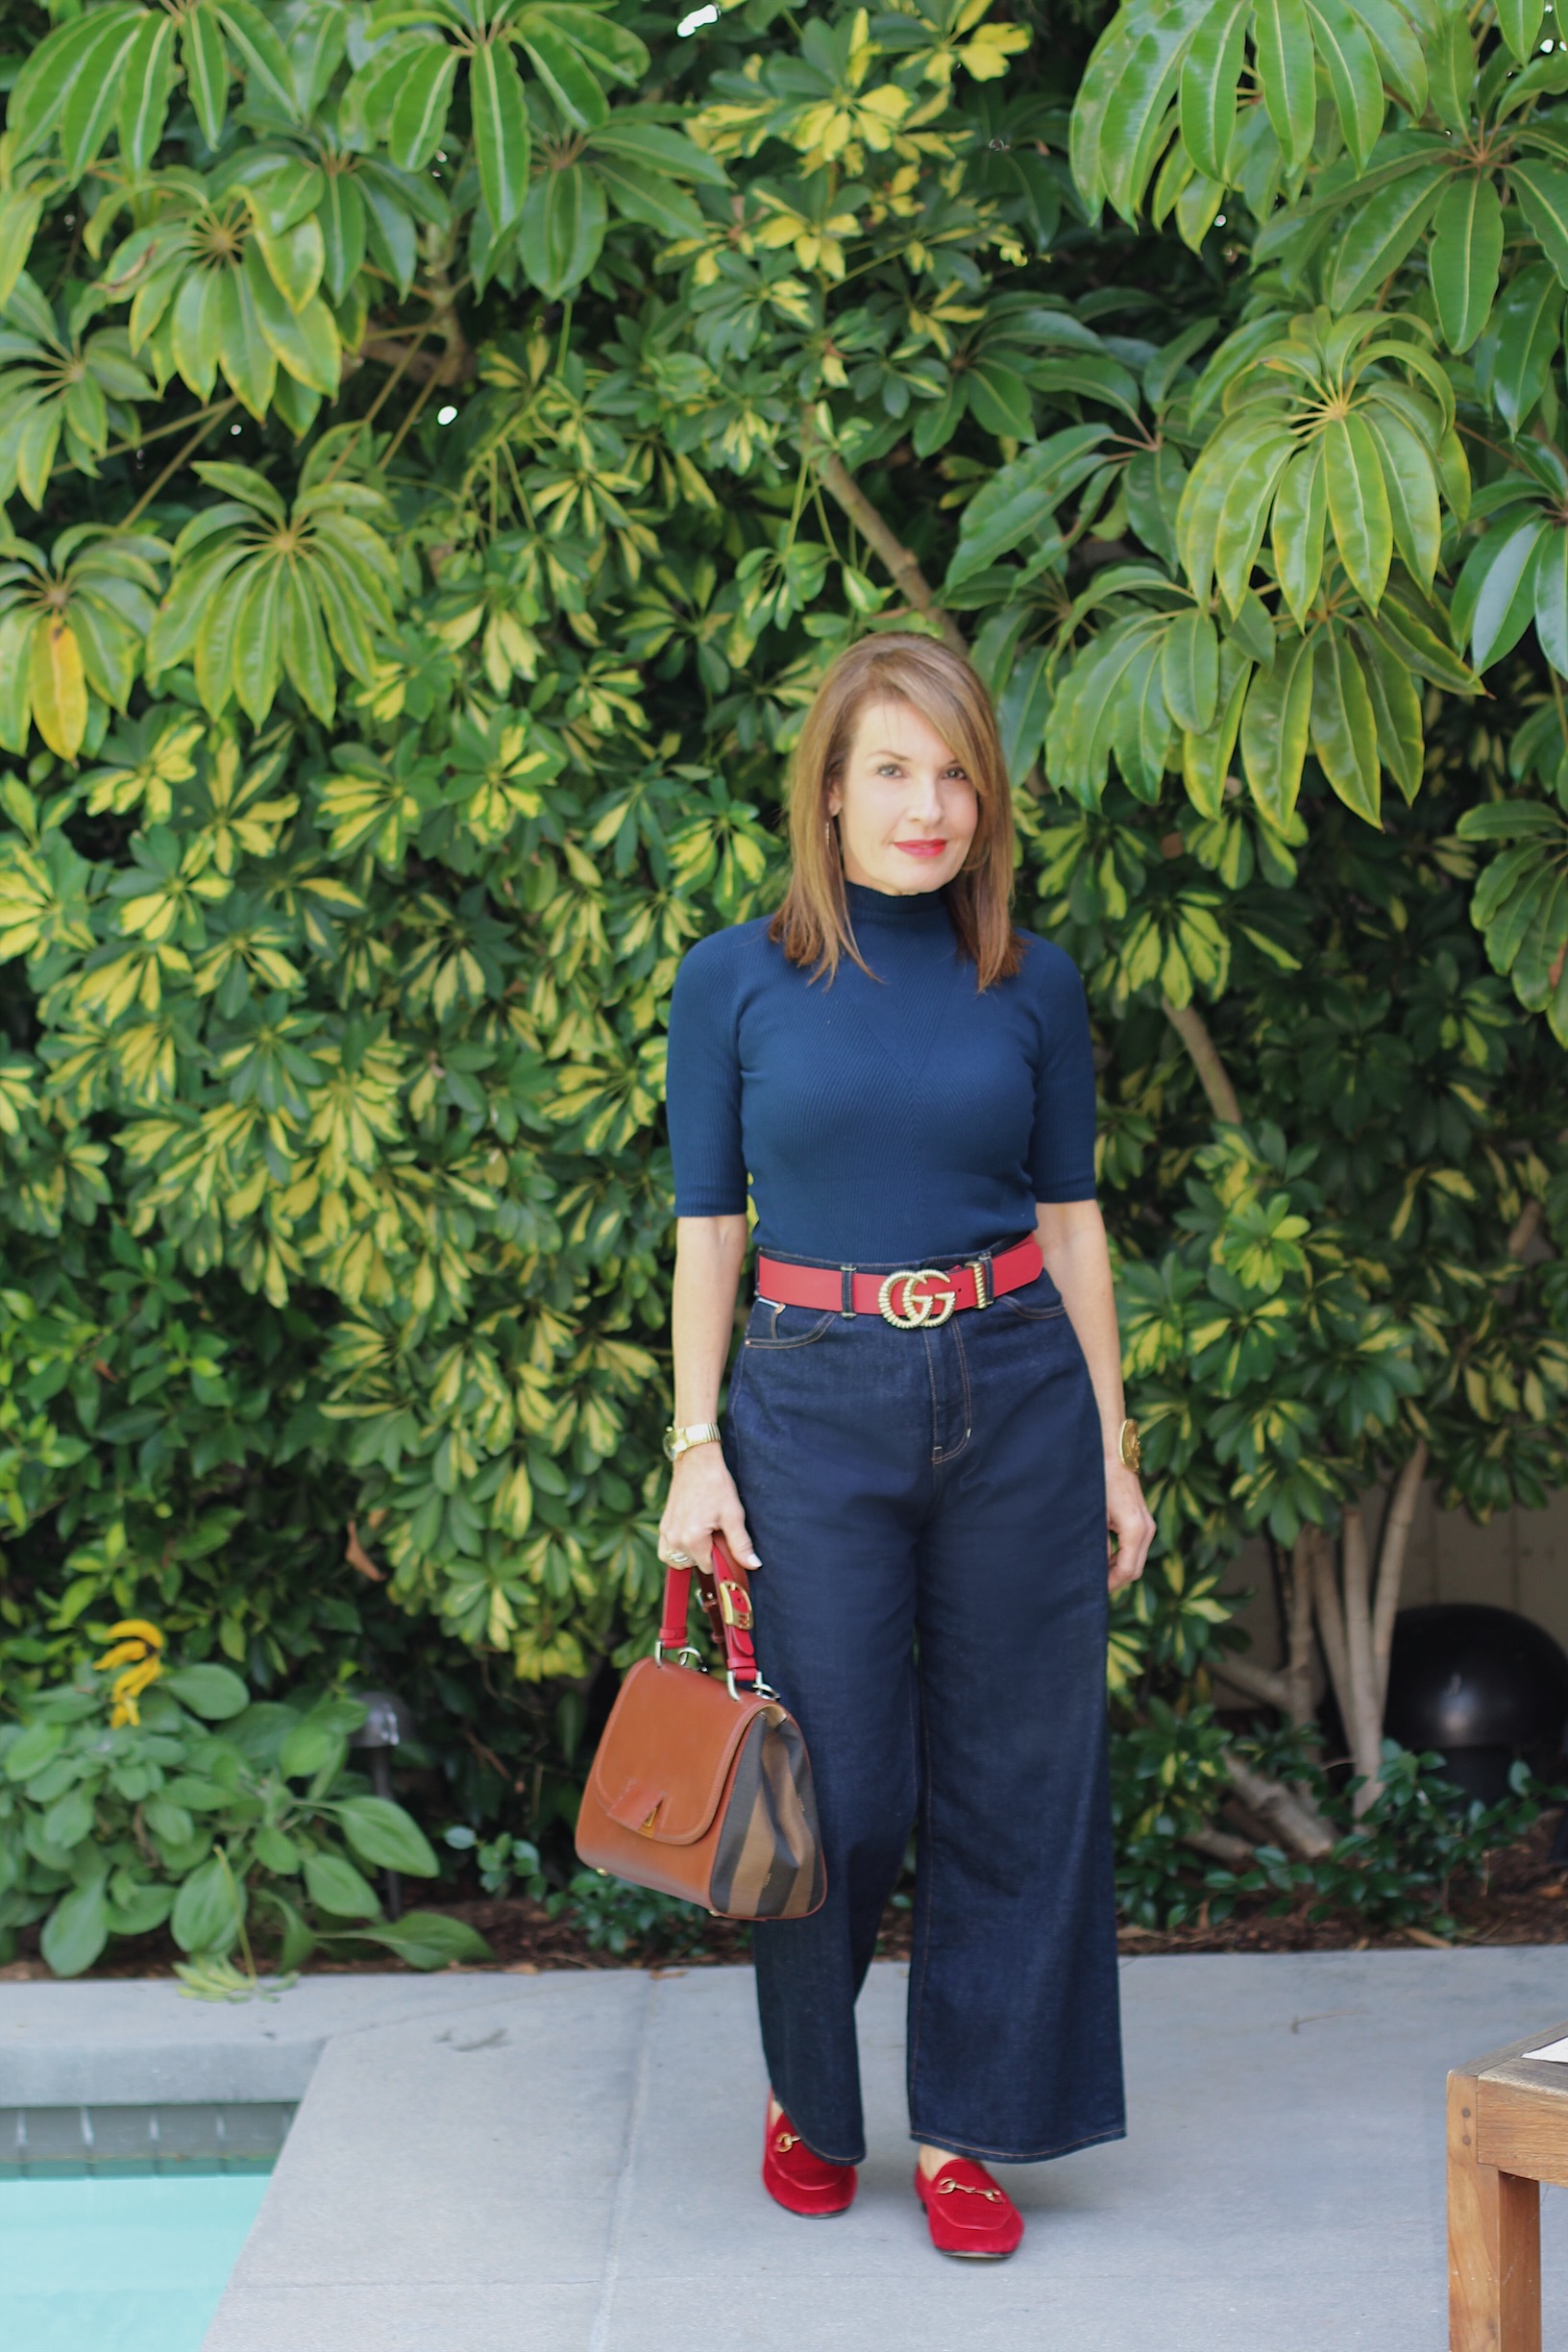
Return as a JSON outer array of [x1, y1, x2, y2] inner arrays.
[[664, 880, 1097, 1265]]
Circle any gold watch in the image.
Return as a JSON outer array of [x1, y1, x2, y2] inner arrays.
[[663, 1421, 722, 1462], [1116, 1417, 1141, 1474]]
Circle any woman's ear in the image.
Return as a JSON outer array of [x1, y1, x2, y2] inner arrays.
[[826, 785, 843, 818]]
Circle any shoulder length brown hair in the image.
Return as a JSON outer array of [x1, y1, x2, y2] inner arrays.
[[769, 633, 1024, 989]]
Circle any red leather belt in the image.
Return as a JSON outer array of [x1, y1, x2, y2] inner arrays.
[[754, 1236, 1044, 1331]]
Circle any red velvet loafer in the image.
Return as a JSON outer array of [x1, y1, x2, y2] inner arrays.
[[915, 2157, 1023, 2259], [762, 2107, 857, 2217]]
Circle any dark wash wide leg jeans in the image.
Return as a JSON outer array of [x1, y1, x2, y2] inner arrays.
[[724, 1255, 1126, 2169]]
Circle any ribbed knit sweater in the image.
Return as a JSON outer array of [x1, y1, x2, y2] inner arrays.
[[666, 880, 1097, 1263]]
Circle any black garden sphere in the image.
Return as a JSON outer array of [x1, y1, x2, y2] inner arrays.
[[1384, 1605, 1568, 1805]]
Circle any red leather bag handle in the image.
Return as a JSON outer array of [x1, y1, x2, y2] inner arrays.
[[656, 1535, 761, 1691]]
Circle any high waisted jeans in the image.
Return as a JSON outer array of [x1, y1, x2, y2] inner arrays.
[[723, 1246, 1125, 2169]]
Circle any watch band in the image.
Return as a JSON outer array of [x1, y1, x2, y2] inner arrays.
[[664, 1421, 723, 1462]]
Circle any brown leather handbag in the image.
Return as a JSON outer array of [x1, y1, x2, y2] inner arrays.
[[575, 1536, 824, 1920]]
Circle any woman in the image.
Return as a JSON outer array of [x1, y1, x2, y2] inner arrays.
[[660, 633, 1153, 2261]]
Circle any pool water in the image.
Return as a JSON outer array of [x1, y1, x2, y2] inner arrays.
[[0, 2170, 270, 2352]]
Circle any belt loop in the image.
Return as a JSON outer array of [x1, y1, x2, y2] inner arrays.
[[840, 1264, 856, 1317]]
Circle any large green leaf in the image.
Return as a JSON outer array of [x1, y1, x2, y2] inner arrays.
[[304, 1848, 381, 1919], [1071, 0, 1213, 220], [518, 167, 608, 299], [1463, 518, 1549, 669], [171, 1855, 243, 1953], [41, 1881, 110, 1978], [1181, 638, 1252, 816], [1354, 625, 1424, 798], [1328, 161, 1449, 312], [1310, 627, 1381, 823], [1531, 527, 1568, 674], [1323, 411, 1393, 606], [386, 44, 460, 175], [183, 4, 229, 146], [1426, 2, 1476, 132], [1510, 161, 1568, 292], [1498, 0, 1546, 64], [946, 426, 1109, 585], [162, 1663, 250, 1719], [1161, 609, 1220, 733], [1240, 632, 1314, 826], [1271, 444, 1328, 625], [10, 8, 142, 166], [1304, 0, 1384, 169], [1428, 173, 1503, 353], [1254, 0, 1317, 173], [117, 12, 178, 175], [1178, 0, 1249, 182], [470, 42, 530, 235], [1474, 262, 1563, 432], [1360, 407, 1440, 588], [351, 1910, 494, 1968], [337, 1795, 439, 1875]]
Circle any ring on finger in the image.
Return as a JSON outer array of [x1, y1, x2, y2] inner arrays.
[[662, 1547, 696, 1567]]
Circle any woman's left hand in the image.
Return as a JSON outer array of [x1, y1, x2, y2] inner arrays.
[[1106, 1460, 1155, 1595]]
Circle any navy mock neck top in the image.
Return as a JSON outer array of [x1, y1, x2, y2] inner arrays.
[[665, 881, 1098, 1264]]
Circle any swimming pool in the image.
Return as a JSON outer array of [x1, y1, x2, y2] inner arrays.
[[0, 2170, 270, 2352]]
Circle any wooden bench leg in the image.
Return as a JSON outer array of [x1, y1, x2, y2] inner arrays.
[[1449, 2069, 1541, 2352]]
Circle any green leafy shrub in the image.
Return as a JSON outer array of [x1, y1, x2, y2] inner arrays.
[[1115, 1707, 1561, 1939], [0, 1636, 490, 1974]]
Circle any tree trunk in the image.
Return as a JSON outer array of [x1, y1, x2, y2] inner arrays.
[[1161, 998, 1242, 1123], [1340, 1504, 1384, 1811], [1283, 1528, 1318, 1727], [1311, 1532, 1354, 1752], [1373, 1441, 1429, 1714]]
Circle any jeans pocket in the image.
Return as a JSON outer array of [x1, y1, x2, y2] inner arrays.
[[999, 1269, 1066, 1321], [745, 1298, 836, 1349]]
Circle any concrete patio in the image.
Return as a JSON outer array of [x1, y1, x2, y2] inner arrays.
[[5, 1948, 1568, 2350]]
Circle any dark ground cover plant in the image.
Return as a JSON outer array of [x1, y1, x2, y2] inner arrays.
[[1, 0, 1568, 1965]]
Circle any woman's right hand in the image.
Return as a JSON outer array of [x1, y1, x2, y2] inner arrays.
[[658, 1443, 760, 1571]]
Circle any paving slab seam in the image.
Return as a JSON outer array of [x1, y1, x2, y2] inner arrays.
[[586, 1972, 657, 2352]]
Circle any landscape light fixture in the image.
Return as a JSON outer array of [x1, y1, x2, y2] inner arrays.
[[350, 1689, 415, 1918]]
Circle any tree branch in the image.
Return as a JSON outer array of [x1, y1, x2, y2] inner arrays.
[[1185, 1823, 1257, 1870], [800, 408, 969, 659], [1162, 998, 1242, 1123], [1507, 1198, 1544, 1261], [1224, 1751, 1335, 1859], [1210, 1654, 1296, 1712]]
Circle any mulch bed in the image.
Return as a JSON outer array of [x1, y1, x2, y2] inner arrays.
[[3, 1818, 1565, 1983]]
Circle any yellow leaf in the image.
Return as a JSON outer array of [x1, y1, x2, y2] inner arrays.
[[29, 618, 87, 760]]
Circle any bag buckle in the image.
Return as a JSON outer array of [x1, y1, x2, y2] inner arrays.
[[717, 1579, 753, 1629]]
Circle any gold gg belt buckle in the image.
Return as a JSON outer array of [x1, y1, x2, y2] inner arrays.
[[877, 1267, 958, 1329]]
